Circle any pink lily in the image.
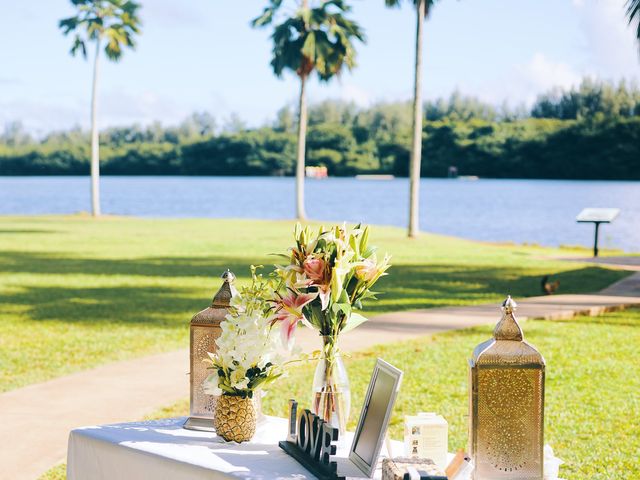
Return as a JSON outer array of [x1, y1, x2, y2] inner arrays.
[[303, 255, 327, 284], [269, 289, 318, 346]]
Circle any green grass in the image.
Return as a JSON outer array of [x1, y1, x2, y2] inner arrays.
[[122, 308, 640, 480], [1, 215, 628, 393]]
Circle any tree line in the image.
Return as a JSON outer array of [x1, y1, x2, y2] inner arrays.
[[2, 79, 639, 180]]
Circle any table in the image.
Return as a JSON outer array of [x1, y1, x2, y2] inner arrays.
[[67, 416, 403, 479]]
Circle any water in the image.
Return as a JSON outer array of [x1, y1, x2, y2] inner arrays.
[[0, 176, 638, 252]]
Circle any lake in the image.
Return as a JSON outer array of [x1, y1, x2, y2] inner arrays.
[[1, 176, 638, 252]]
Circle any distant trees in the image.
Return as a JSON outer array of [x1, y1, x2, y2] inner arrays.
[[1, 122, 32, 147], [532, 78, 640, 120], [2, 81, 640, 180], [59, 0, 141, 216], [252, 0, 365, 220]]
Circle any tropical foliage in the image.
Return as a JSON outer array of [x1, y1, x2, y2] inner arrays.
[[2, 80, 640, 180], [252, 0, 365, 219], [627, 0, 640, 48], [252, 0, 365, 80], [58, 0, 142, 216], [59, 0, 140, 61]]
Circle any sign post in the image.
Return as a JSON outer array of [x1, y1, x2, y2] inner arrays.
[[576, 208, 620, 257]]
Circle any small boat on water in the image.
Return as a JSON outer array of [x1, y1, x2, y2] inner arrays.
[[355, 174, 395, 180], [305, 166, 328, 178], [458, 175, 479, 181]]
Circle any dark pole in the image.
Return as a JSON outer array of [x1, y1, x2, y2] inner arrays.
[[593, 222, 601, 257]]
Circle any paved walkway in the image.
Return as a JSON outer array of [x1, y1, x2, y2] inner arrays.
[[2, 269, 640, 479], [561, 255, 640, 271]]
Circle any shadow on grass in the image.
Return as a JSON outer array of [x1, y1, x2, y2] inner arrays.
[[0, 285, 199, 325], [368, 264, 628, 312], [0, 250, 256, 278], [0, 229, 58, 234], [0, 250, 628, 324]]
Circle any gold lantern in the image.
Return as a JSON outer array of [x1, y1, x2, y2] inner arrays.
[[469, 296, 545, 480], [183, 269, 237, 431]]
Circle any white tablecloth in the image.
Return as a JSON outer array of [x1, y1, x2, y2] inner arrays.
[[67, 416, 403, 480]]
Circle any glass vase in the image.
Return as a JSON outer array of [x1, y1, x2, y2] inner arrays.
[[311, 336, 351, 435]]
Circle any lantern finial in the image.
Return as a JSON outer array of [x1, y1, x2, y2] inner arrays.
[[212, 269, 237, 307], [501, 295, 517, 313], [494, 295, 523, 341], [221, 269, 235, 283]]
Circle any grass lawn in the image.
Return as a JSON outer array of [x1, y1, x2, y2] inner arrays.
[[0, 215, 629, 393], [104, 308, 638, 480]]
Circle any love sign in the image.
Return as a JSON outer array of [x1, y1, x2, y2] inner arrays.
[[279, 399, 340, 479]]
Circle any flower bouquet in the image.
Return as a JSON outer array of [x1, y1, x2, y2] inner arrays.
[[271, 223, 390, 433], [203, 268, 290, 442]]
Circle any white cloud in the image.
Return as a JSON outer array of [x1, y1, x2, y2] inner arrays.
[[459, 53, 582, 108], [573, 0, 639, 77], [339, 83, 372, 106], [98, 89, 188, 126], [516, 52, 582, 94]]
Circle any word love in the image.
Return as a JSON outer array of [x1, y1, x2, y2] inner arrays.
[[280, 399, 340, 478]]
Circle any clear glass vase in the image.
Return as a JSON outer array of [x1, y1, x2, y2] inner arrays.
[[311, 336, 351, 435]]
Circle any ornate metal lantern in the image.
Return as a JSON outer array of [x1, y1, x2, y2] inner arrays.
[[183, 270, 237, 431], [469, 296, 545, 479]]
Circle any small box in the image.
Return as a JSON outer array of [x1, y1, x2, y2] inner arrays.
[[404, 413, 448, 469], [382, 457, 447, 480]]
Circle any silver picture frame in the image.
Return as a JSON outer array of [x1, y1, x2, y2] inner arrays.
[[348, 358, 403, 478]]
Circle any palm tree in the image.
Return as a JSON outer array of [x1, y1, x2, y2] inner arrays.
[[385, 0, 436, 237], [59, 0, 141, 217], [627, 0, 640, 48], [252, 0, 365, 220]]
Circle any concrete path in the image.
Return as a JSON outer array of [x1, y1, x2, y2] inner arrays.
[[554, 255, 640, 272], [297, 271, 640, 353], [3, 271, 640, 479], [0, 351, 189, 480]]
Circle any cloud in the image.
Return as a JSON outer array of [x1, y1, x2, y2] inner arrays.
[[0, 99, 84, 136], [97, 89, 196, 127], [339, 83, 372, 106], [0, 77, 23, 86], [516, 53, 582, 94], [0, 89, 203, 135], [572, 0, 639, 77], [460, 53, 582, 108], [142, 0, 207, 28]]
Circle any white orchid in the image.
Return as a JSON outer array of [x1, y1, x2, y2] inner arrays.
[[203, 371, 222, 396], [203, 267, 294, 399]]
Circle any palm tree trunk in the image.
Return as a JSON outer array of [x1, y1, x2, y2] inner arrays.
[[90, 38, 101, 217], [295, 74, 308, 221], [408, 0, 425, 238]]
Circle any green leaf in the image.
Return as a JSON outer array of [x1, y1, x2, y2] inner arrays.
[[341, 312, 368, 334]]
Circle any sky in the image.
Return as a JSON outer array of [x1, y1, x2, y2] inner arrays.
[[0, 0, 639, 135]]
